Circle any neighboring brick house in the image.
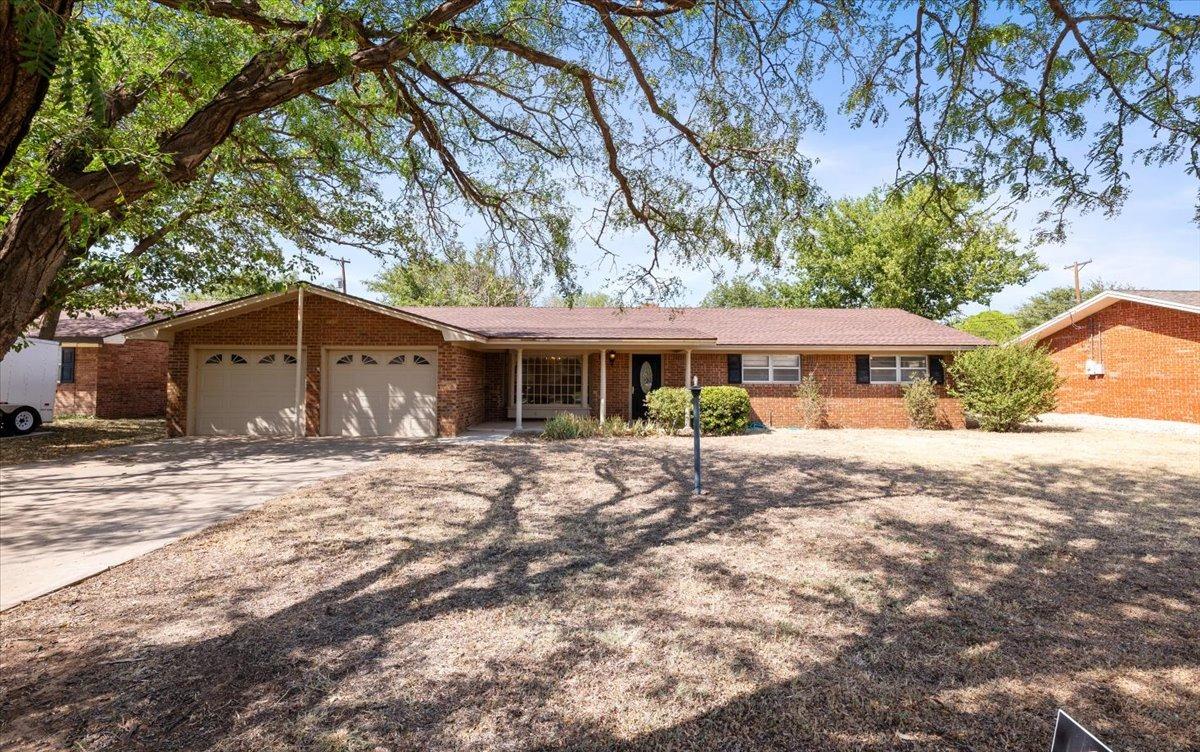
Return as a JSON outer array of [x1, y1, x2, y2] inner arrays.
[[51, 303, 212, 418], [121, 284, 987, 438], [1017, 289, 1200, 424]]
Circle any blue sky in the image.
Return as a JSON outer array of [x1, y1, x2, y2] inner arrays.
[[316, 67, 1199, 316]]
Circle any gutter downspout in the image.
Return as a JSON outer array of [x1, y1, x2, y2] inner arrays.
[[600, 349, 607, 422], [295, 285, 305, 438]]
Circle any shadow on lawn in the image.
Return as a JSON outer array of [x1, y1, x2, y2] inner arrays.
[[1, 440, 1198, 751]]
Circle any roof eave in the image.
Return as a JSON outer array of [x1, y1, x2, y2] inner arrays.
[[121, 285, 488, 343], [1015, 290, 1200, 345]]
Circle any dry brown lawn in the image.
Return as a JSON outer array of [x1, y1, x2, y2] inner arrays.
[[0, 416, 165, 466], [1, 426, 1197, 751]]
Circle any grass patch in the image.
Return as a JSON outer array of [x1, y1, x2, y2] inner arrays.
[[0, 417, 165, 466]]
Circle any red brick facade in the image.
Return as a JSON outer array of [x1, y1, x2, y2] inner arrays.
[[160, 294, 970, 436], [1038, 300, 1200, 423], [582, 351, 963, 428], [55, 340, 169, 418]]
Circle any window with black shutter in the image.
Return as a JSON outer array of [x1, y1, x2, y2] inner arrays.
[[60, 347, 76, 383], [726, 354, 742, 384], [855, 355, 871, 384]]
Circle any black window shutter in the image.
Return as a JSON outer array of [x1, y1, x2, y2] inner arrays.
[[929, 355, 945, 385], [855, 355, 871, 384], [727, 354, 742, 384]]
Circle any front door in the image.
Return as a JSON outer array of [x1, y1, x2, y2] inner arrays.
[[631, 354, 662, 420]]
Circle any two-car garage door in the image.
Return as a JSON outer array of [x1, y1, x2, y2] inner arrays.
[[192, 348, 437, 437]]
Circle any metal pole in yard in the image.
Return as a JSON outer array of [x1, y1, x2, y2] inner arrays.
[[690, 375, 702, 496]]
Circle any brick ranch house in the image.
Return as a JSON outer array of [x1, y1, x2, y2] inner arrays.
[[1017, 289, 1200, 423], [120, 284, 988, 438], [50, 302, 212, 418]]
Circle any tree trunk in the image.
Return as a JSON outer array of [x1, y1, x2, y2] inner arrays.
[[0, 195, 77, 355], [37, 305, 63, 339], [0, 0, 75, 175]]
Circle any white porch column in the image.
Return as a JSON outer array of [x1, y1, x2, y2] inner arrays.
[[294, 285, 305, 438], [685, 349, 692, 387], [599, 349, 607, 421], [514, 348, 523, 430]]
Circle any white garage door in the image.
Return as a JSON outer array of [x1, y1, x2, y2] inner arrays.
[[326, 349, 437, 437], [193, 349, 298, 436]]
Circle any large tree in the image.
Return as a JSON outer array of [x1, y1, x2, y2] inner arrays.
[[954, 310, 1022, 342], [703, 184, 1044, 320], [2, 0, 1198, 355]]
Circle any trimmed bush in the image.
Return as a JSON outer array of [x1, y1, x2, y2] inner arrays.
[[947, 344, 1063, 432], [902, 376, 940, 429], [645, 387, 690, 431], [794, 373, 826, 428], [699, 386, 751, 436]]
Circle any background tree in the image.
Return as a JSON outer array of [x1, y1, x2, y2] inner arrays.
[[367, 247, 538, 306], [954, 310, 1022, 342], [543, 291, 619, 307], [703, 184, 1043, 319], [3, 0, 1198, 355], [700, 277, 785, 308], [1011, 281, 1129, 331]]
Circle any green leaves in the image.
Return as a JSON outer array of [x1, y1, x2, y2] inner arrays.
[[947, 344, 1063, 432]]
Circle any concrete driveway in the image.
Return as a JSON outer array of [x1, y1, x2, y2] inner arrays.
[[0, 437, 416, 610]]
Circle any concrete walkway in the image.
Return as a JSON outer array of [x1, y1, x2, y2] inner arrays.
[[0, 436, 429, 610]]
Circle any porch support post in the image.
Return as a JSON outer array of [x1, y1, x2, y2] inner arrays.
[[515, 348, 523, 430], [599, 349, 607, 421], [685, 349, 692, 388], [294, 284, 305, 438]]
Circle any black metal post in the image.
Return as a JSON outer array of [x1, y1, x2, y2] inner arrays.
[[690, 376, 702, 495]]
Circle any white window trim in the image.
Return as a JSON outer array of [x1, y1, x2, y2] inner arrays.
[[868, 354, 929, 385], [741, 354, 803, 384]]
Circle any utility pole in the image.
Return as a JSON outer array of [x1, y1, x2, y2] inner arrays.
[[1063, 259, 1092, 303], [330, 256, 350, 293]]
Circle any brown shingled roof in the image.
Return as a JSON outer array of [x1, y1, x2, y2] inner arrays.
[[1126, 290, 1200, 307], [54, 301, 217, 340], [399, 306, 988, 347]]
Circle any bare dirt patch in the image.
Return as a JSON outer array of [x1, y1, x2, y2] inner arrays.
[[1, 428, 1197, 751], [0, 417, 165, 466]]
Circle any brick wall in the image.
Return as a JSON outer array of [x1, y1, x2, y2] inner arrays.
[[165, 295, 485, 436], [55, 346, 98, 416], [482, 351, 508, 421], [690, 353, 964, 429], [585, 350, 962, 428], [55, 341, 168, 418], [1038, 300, 1200, 423]]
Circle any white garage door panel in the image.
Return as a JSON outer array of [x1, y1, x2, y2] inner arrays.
[[194, 350, 297, 436], [327, 350, 437, 437]]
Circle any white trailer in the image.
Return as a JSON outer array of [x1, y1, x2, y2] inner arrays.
[[0, 337, 60, 436]]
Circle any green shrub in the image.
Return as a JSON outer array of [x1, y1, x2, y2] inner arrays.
[[645, 387, 691, 431], [902, 376, 940, 429], [541, 412, 598, 440], [699, 386, 751, 435], [947, 344, 1063, 432], [794, 373, 826, 428]]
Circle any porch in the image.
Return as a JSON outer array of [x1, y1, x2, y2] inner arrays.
[[486, 346, 706, 430]]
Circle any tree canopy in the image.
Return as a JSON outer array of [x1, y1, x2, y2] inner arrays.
[[2, 0, 1198, 354], [703, 184, 1043, 320], [953, 310, 1022, 342], [367, 247, 537, 306], [1011, 280, 1129, 331], [543, 291, 620, 307]]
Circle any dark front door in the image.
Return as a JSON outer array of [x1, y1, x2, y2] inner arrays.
[[631, 354, 662, 420]]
